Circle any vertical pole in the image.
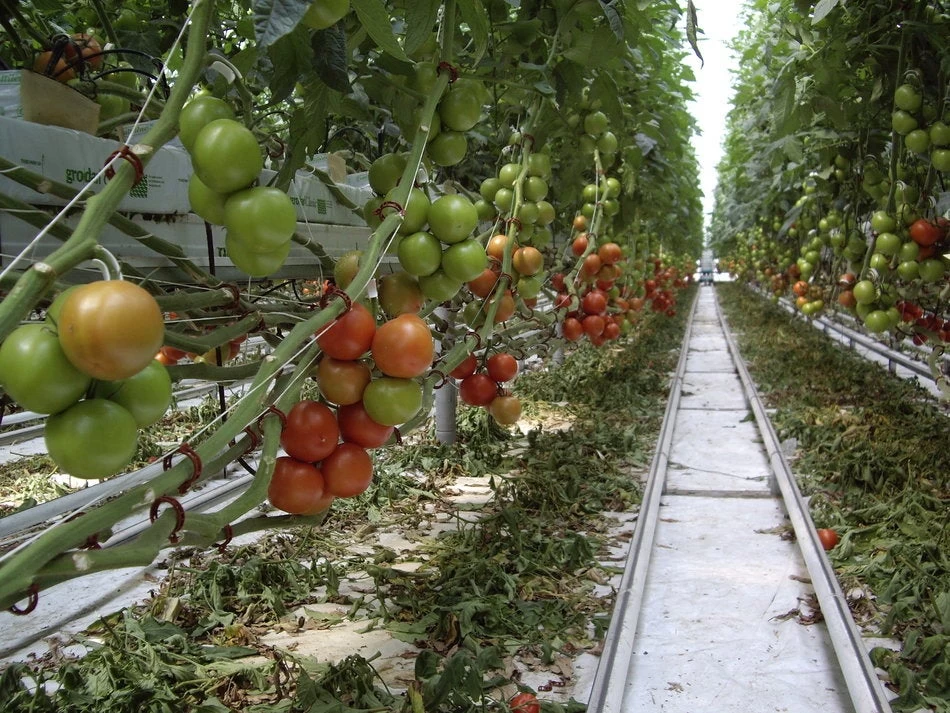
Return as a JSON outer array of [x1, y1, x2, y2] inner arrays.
[[434, 306, 457, 444]]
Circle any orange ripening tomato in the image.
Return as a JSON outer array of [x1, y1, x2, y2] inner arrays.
[[371, 313, 434, 378]]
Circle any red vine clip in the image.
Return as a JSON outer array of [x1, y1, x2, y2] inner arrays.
[[373, 200, 406, 219], [319, 283, 352, 312], [104, 145, 145, 185], [257, 404, 288, 430], [149, 496, 186, 544], [8, 584, 39, 616], [466, 330, 482, 351], [83, 533, 102, 550], [222, 283, 242, 310], [241, 425, 261, 455], [431, 369, 449, 389], [521, 133, 536, 149], [437, 61, 460, 83], [163, 442, 203, 495], [215, 524, 234, 553], [506, 218, 523, 232], [393, 428, 403, 446]]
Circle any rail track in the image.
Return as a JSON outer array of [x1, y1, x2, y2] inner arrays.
[[586, 286, 893, 713]]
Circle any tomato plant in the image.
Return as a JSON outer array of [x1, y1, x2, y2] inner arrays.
[[281, 400, 340, 463], [301, 0, 350, 29], [58, 281, 165, 381]]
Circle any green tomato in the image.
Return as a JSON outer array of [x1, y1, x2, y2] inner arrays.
[[868, 253, 891, 271], [427, 194, 478, 244], [898, 241, 920, 262], [494, 187, 514, 211], [918, 258, 946, 283], [92, 359, 172, 427], [852, 279, 877, 304], [597, 130, 618, 153], [45, 399, 138, 479], [536, 200, 555, 225], [96, 92, 129, 121], [441, 239, 488, 283], [891, 110, 918, 135], [224, 186, 297, 253], [409, 62, 438, 93], [930, 121, 950, 147], [383, 186, 429, 235], [0, 324, 91, 414], [474, 199, 496, 221], [368, 153, 406, 195], [479, 177, 501, 202], [896, 260, 920, 280], [870, 210, 897, 234], [518, 201, 539, 225], [188, 173, 230, 225], [894, 83, 922, 113], [362, 377, 422, 426], [904, 129, 930, 154], [437, 80, 482, 132], [932, 149, 950, 172], [516, 274, 543, 299], [527, 152, 551, 178], [583, 111, 608, 136], [427, 131, 467, 166], [302, 0, 350, 29], [226, 230, 291, 277], [397, 231, 443, 276], [178, 95, 236, 153], [863, 310, 892, 333], [874, 232, 901, 256], [497, 162, 521, 188], [191, 118, 263, 193], [418, 270, 462, 302]]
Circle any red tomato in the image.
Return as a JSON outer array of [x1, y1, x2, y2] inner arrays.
[[582, 253, 602, 277], [486, 353, 518, 382], [371, 314, 434, 378], [486, 234, 515, 261], [510, 693, 540, 713], [468, 268, 500, 298], [571, 234, 589, 257], [493, 291, 516, 323], [337, 400, 394, 448], [817, 528, 839, 551], [322, 443, 374, 498], [909, 219, 943, 247], [597, 242, 623, 265], [281, 400, 340, 462], [449, 353, 478, 380], [562, 317, 583, 341], [315, 357, 371, 405], [268, 456, 327, 515], [317, 302, 376, 360], [459, 373, 497, 406], [582, 290, 608, 315], [582, 314, 605, 337]]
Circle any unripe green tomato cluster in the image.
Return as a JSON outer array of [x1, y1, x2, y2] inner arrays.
[[181, 96, 297, 277]]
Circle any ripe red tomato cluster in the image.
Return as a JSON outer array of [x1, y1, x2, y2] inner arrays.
[[898, 301, 950, 345], [450, 351, 522, 425], [0, 281, 170, 480]]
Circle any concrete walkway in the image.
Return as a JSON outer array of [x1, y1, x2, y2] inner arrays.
[[617, 287, 855, 712]]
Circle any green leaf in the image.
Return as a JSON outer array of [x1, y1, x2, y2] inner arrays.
[[312, 24, 351, 92], [457, 0, 491, 64], [598, 0, 624, 42], [812, 0, 842, 25], [937, 591, 950, 632], [686, 0, 704, 67], [350, 0, 409, 62], [254, 0, 312, 48], [404, 0, 441, 57]]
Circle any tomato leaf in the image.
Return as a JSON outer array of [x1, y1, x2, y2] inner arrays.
[[403, 0, 441, 57], [812, 0, 842, 25], [312, 23, 351, 92], [267, 29, 311, 102], [685, 0, 704, 67], [456, 0, 490, 64], [598, 0, 625, 42], [253, 0, 312, 48], [350, 0, 409, 62]]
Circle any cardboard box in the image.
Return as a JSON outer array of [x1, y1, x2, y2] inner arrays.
[[0, 114, 192, 214]]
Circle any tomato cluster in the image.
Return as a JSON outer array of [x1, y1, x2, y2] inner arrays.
[[0, 281, 171, 479], [180, 96, 298, 277], [450, 350, 522, 426]]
